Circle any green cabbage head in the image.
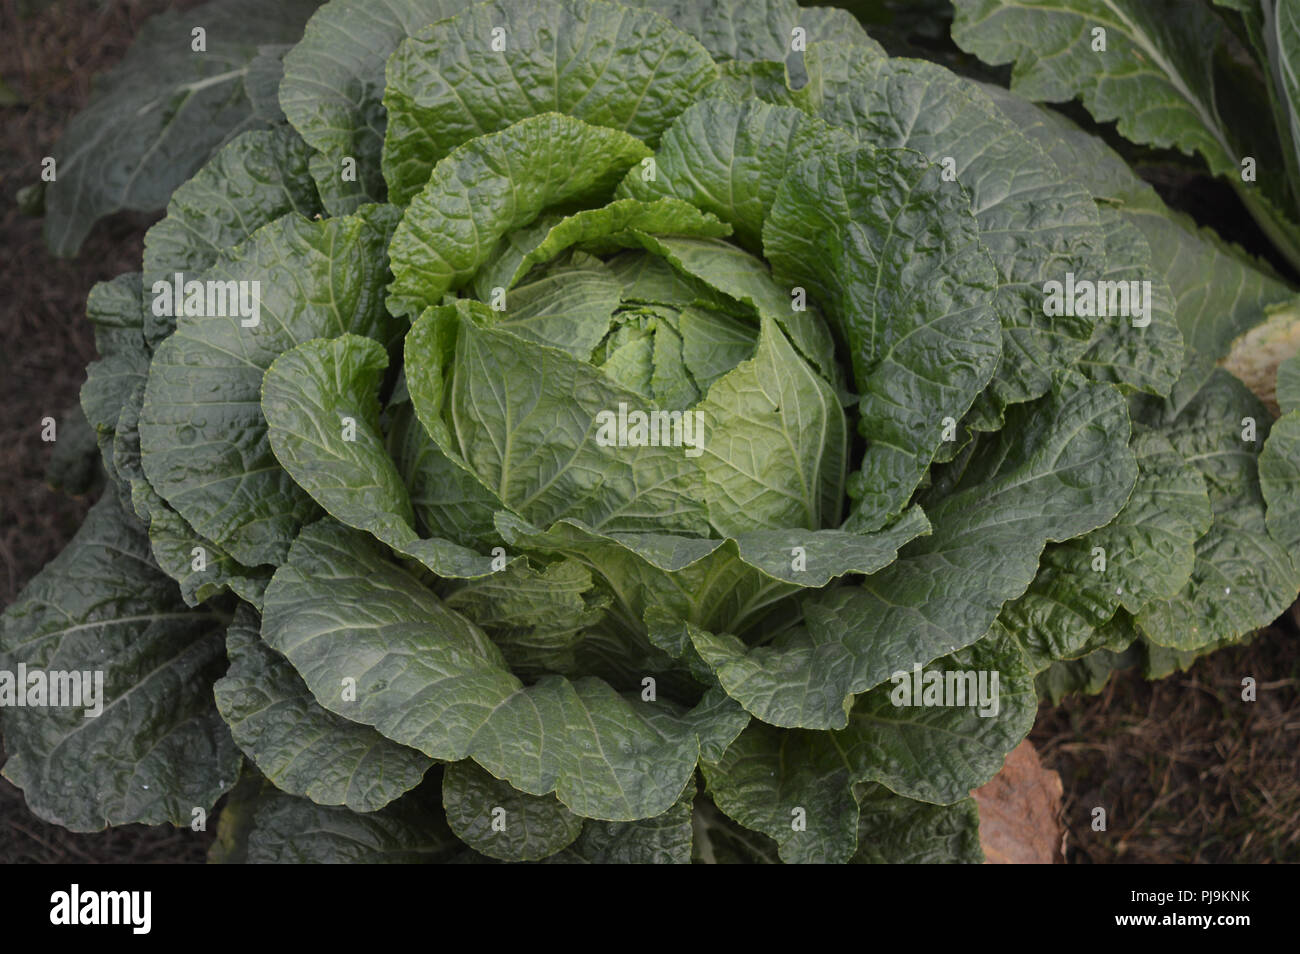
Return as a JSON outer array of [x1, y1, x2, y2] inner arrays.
[[4, 0, 1299, 864]]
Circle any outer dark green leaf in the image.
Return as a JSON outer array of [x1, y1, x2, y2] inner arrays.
[[982, 89, 1295, 393], [42, 0, 321, 256], [114, 380, 271, 608], [1036, 642, 1141, 704], [1259, 410, 1300, 564], [1001, 428, 1211, 671], [1140, 632, 1235, 680], [261, 519, 521, 760], [1269, 0, 1300, 189], [844, 627, 1038, 804], [850, 784, 983, 864], [1140, 209, 1296, 392], [683, 686, 753, 762], [458, 675, 703, 821], [262, 519, 732, 821], [971, 80, 1144, 202], [708, 44, 1109, 407], [381, 0, 716, 204], [765, 144, 1000, 531], [702, 626, 1034, 863], [1078, 208, 1183, 396], [1065, 429, 1213, 614], [443, 760, 582, 861], [790, 3, 882, 50], [139, 206, 401, 567], [131, 489, 271, 610], [1019, 19, 1297, 271], [214, 605, 432, 812], [244, 783, 463, 863], [108, 380, 158, 522], [1136, 370, 1300, 648], [549, 775, 696, 863], [243, 44, 292, 124], [80, 273, 149, 443], [997, 545, 1117, 675], [0, 494, 239, 831], [784, 48, 1108, 409], [141, 126, 322, 346], [627, 0, 880, 63]]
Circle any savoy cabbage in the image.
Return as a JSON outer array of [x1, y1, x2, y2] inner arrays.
[[4, 0, 1300, 864]]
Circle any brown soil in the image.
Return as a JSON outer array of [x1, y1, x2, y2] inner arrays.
[[0, 0, 212, 863], [1033, 606, 1300, 864]]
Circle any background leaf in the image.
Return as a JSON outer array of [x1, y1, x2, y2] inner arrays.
[[0, 494, 240, 831], [42, 0, 322, 256]]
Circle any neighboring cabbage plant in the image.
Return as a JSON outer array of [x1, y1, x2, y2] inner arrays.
[[3, 0, 1299, 864]]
